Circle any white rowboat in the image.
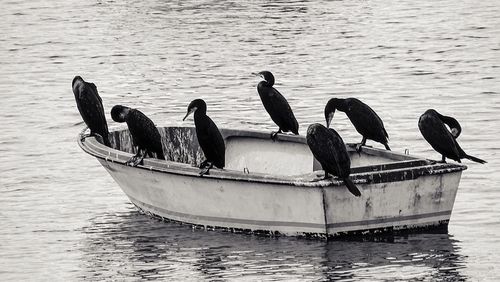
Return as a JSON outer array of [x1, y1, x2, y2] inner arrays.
[[78, 126, 466, 238]]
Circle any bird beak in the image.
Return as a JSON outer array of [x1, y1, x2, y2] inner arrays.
[[252, 72, 264, 80], [119, 107, 130, 122], [326, 112, 334, 128], [182, 107, 197, 121]]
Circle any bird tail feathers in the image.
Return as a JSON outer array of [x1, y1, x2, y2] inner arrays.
[[344, 178, 361, 197], [464, 154, 486, 164]]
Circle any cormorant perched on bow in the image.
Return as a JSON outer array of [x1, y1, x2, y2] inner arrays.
[[183, 99, 225, 176], [256, 71, 299, 140], [325, 98, 390, 152], [111, 105, 165, 166], [306, 123, 361, 197], [418, 109, 486, 164], [72, 76, 110, 146]]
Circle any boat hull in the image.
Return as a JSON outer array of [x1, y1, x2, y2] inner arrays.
[[80, 126, 466, 238], [97, 160, 461, 237]]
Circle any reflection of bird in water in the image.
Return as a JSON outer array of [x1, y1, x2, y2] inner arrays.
[[418, 109, 486, 164], [111, 105, 165, 166], [183, 99, 225, 176], [324, 98, 390, 152], [306, 123, 361, 197], [255, 71, 299, 140], [72, 76, 110, 146]]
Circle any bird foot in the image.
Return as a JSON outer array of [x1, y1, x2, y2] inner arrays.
[[323, 174, 333, 180], [270, 131, 279, 142], [199, 160, 209, 169], [80, 133, 91, 142], [126, 155, 144, 167], [309, 171, 331, 182], [355, 143, 363, 154], [199, 163, 214, 176], [199, 161, 213, 176], [199, 167, 211, 176]]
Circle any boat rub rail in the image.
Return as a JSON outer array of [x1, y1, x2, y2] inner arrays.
[[78, 132, 467, 188]]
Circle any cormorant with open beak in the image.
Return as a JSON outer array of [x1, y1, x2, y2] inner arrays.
[[255, 71, 299, 140], [111, 105, 165, 166], [324, 98, 390, 152], [418, 109, 486, 164], [72, 76, 110, 146], [306, 123, 361, 197], [183, 99, 225, 176]]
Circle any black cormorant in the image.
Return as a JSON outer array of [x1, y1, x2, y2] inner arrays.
[[325, 98, 390, 152], [183, 99, 225, 176], [306, 123, 361, 197], [72, 76, 110, 146], [418, 109, 486, 164], [256, 71, 299, 140], [111, 105, 165, 166]]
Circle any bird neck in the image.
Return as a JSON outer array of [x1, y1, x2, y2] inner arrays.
[[334, 99, 348, 112], [262, 77, 274, 87], [194, 108, 207, 119]]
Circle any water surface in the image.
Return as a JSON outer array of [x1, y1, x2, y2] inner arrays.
[[1, 0, 499, 280]]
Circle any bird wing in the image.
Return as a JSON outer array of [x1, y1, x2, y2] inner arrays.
[[88, 82, 102, 104], [196, 116, 225, 168], [127, 110, 163, 154], [76, 82, 109, 143], [308, 127, 350, 178], [418, 113, 460, 160], [259, 86, 299, 133], [345, 99, 388, 142]]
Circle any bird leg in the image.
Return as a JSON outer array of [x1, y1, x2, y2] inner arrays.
[[440, 155, 447, 163], [356, 137, 367, 153], [199, 162, 214, 176], [199, 160, 209, 169], [309, 170, 327, 182], [270, 129, 283, 141], [126, 149, 147, 167], [323, 171, 331, 180]]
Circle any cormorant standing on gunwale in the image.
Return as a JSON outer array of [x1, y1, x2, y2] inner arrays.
[[306, 123, 361, 197], [183, 99, 225, 176], [256, 71, 299, 140], [72, 76, 110, 146], [418, 109, 486, 164], [111, 105, 165, 166], [324, 98, 390, 152]]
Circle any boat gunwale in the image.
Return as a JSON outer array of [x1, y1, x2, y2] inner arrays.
[[77, 126, 467, 187]]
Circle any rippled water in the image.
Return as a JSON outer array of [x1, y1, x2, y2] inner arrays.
[[1, 0, 499, 280]]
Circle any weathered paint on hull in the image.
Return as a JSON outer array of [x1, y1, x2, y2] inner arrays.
[[97, 159, 460, 237], [79, 126, 466, 238], [323, 171, 460, 235], [99, 160, 327, 235]]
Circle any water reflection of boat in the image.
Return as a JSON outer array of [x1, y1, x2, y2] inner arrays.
[[80, 210, 467, 281], [78, 126, 467, 237]]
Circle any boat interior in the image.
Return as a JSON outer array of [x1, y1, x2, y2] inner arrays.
[[105, 126, 432, 178]]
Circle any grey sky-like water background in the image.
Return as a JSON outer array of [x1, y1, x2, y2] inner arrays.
[[1, 0, 499, 280]]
